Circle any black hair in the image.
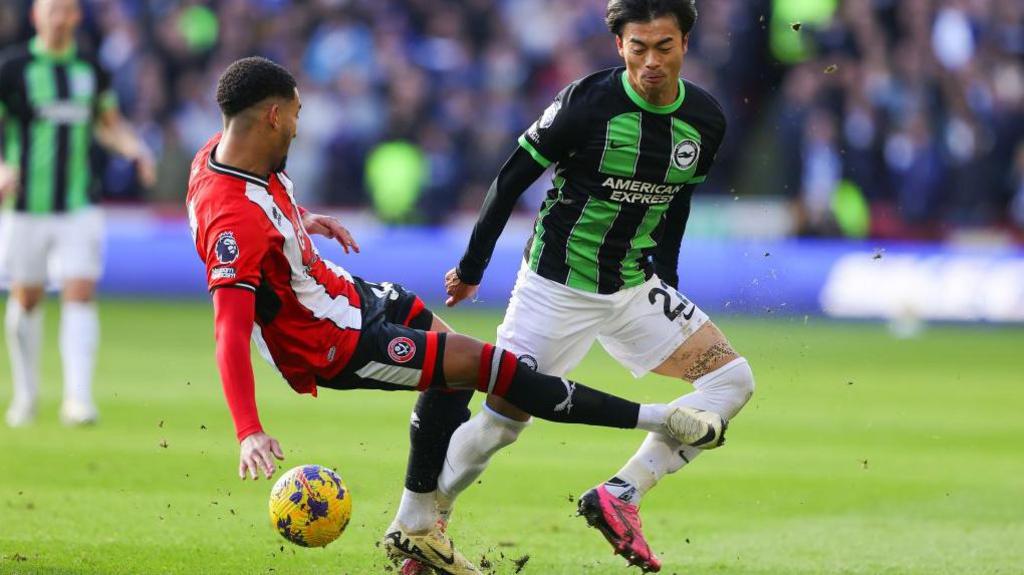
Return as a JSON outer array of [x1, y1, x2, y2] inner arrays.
[[606, 0, 697, 37], [216, 56, 297, 118]]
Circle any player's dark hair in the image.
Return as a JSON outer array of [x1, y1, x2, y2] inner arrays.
[[606, 0, 697, 37], [216, 56, 297, 118]]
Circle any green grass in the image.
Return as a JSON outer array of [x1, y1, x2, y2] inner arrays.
[[1, 300, 1022, 574]]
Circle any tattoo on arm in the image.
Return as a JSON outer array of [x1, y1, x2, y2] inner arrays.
[[683, 341, 737, 381]]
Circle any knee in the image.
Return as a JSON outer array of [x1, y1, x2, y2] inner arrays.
[[734, 358, 756, 399], [13, 288, 44, 311], [19, 296, 42, 312], [692, 357, 755, 420], [440, 333, 483, 385], [62, 281, 96, 304]]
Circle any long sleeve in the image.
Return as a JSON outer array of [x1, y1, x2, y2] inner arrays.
[[458, 80, 588, 284], [213, 287, 262, 441], [653, 184, 696, 289], [456, 146, 547, 284]]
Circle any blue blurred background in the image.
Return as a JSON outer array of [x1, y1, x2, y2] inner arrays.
[[1, 0, 1022, 323]]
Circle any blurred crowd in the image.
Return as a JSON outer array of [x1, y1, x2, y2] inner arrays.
[[1, 0, 1022, 240], [770, 0, 1024, 241]]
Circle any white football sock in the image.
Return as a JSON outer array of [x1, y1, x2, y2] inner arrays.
[[610, 358, 755, 505], [60, 301, 99, 406], [5, 299, 43, 406], [395, 488, 438, 534], [636, 403, 672, 432], [437, 403, 530, 510]]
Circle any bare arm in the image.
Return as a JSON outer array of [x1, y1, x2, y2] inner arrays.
[[299, 208, 360, 254], [0, 160, 15, 200], [0, 97, 16, 198], [94, 107, 157, 188]]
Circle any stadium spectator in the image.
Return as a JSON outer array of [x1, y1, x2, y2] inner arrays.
[[1, 0, 1021, 240]]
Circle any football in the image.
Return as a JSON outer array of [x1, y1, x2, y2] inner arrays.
[[269, 464, 352, 547]]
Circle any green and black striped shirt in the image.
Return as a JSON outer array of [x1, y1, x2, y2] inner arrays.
[[0, 37, 116, 213], [458, 67, 726, 294]]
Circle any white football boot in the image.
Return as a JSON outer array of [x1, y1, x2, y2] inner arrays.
[[5, 398, 36, 427], [664, 406, 727, 449], [60, 399, 98, 426]]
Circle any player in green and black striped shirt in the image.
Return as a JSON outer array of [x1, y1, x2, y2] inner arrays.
[[0, 0, 155, 428], [422, 1, 758, 571]]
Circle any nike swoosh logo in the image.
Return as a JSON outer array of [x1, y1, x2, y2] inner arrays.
[[425, 542, 456, 565], [609, 140, 631, 150]]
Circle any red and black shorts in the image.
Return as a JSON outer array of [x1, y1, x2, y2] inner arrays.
[[318, 279, 447, 392]]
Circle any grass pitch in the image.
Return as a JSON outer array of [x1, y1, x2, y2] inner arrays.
[[1, 300, 1022, 574]]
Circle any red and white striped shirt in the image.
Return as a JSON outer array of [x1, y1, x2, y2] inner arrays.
[[188, 134, 361, 396]]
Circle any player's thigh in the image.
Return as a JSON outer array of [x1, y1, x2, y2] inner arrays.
[[651, 321, 739, 381], [429, 314, 454, 334], [0, 212, 51, 289], [495, 264, 604, 377], [599, 276, 717, 379], [53, 208, 104, 287]]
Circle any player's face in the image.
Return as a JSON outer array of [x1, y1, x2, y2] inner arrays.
[[271, 88, 301, 169], [32, 0, 82, 44], [616, 16, 688, 100]]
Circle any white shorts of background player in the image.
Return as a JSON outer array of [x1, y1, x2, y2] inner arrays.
[[0, 207, 105, 285]]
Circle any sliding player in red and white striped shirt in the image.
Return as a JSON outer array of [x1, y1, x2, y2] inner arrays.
[[188, 57, 725, 574]]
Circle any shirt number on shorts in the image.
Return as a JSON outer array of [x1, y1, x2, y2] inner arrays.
[[649, 282, 695, 322]]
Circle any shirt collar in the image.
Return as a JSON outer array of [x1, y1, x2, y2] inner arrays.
[[30, 36, 77, 62]]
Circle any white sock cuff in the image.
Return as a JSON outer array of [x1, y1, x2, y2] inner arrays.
[[61, 300, 98, 314], [401, 488, 435, 502], [481, 402, 532, 429], [396, 488, 438, 533], [692, 357, 749, 389], [636, 403, 671, 432]]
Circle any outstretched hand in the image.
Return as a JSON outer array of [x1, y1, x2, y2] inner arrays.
[[301, 211, 360, 254], [135, 150, 158, 190], [239, 431, 285, 480], [444, 267, 479, 307]]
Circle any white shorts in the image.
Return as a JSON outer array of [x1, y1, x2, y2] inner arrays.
[[0, 208, 105, 286], [496, 262, 709, 378]]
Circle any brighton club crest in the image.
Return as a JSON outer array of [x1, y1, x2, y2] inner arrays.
[[518, 354, 539, 371], [538, 98, 562, 130], [671, 139, 700, 171]]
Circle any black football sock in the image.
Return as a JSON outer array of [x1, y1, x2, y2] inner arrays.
[[403, 387, 473, 493], [476, 344, 639, 429]]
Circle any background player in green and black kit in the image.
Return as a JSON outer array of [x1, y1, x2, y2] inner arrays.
[[0, 0, 155, 427], [406, 1, 757, 572]]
